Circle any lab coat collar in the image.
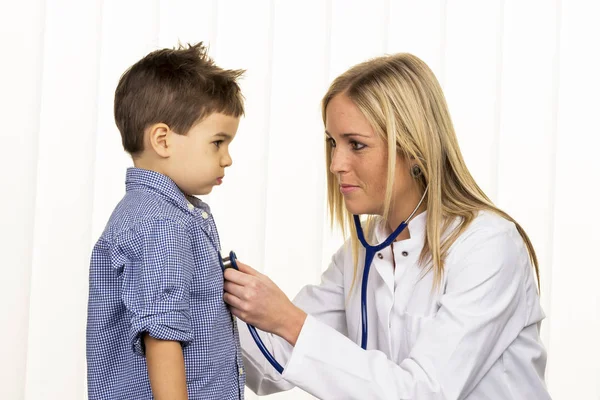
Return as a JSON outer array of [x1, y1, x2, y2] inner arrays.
[[367, 211, 427, 300], [373, 211, 427, 243]]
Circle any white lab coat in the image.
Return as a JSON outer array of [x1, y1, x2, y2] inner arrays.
[[240, 211, 551, 399]]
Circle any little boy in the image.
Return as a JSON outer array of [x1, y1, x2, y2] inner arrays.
[[86, 43, 246, 399]]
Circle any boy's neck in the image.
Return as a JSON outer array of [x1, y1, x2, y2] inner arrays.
[[133, 156, 166, 176], [132, 157, 194, 200]]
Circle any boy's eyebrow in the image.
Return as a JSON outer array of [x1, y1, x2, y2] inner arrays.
[[213, 132, 233, 140], [325, 130, 370, 138]]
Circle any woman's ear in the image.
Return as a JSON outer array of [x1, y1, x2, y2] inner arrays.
[[410, 164, 423, 179], [147, 123, 171, 158]]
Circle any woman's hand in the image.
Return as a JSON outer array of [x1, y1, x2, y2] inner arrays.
[[223, 261, 307, 346]]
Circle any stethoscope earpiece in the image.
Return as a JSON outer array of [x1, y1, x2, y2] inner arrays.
[[410, 164, 423, 179]]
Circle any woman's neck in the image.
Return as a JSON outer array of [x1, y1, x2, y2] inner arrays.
[[385, 189, 427, 241]]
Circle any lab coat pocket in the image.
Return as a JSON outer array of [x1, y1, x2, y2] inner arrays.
[[396, 311, 437, 359]]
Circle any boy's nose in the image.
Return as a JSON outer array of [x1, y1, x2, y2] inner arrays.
[[221, 153, 233, 167]]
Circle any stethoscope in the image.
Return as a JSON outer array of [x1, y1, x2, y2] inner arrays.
[[219, 251, 285, 374], [354, 186, 428, 350], [220, 186, 428, 373]]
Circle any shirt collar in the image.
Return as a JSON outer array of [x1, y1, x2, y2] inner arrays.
[[373, 211, 427, 243], [125, 167, 211, 214]]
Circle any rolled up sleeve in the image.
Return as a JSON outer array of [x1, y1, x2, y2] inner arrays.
[[112, 218, 195, 356]]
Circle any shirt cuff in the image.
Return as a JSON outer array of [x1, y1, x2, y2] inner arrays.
[[130, 311, 194, 356]]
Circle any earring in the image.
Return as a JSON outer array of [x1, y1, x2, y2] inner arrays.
[[410, 164, 422, 179]]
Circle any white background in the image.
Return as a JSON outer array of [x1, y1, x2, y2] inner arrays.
[[1, 0, 599, 399]]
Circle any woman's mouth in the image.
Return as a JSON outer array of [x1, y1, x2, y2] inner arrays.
[[340, 184, 359, 194]]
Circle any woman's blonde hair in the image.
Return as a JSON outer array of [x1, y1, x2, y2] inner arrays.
[[322, 53, 539, 291]]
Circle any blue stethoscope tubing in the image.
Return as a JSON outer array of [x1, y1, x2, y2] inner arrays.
[[354, 186, 428, 350], [353, 215, 407, 350], [224, 186, 427, 371], [222, 251, 284, 374]]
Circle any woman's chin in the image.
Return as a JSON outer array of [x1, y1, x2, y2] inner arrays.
[[344, 200, 375, 216]]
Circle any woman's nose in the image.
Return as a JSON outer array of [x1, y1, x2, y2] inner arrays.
[[329, 148, 348, 174]]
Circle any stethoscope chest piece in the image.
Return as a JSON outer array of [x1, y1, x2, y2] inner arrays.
[[219, 250, 284, 374], [219, 251, 238, 271]]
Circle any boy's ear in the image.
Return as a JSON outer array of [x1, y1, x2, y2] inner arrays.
[[147, 123, 171, 158]]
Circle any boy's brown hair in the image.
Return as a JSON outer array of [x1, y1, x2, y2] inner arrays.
[[114, 42, 245, 155]]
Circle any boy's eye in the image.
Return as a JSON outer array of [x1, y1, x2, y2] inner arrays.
[[213, 140, 224, 148], [350, 140, 366, 150]]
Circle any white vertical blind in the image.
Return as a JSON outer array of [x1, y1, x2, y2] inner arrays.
[[1, 1, 598, 399], [23, 1, 102, 399], [545, 1, 600, 398], [495, 0, 560, 352], [0, 1, 45, 399]]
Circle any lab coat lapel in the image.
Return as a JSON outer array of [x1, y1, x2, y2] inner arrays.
[[373, 249, 395, 296]]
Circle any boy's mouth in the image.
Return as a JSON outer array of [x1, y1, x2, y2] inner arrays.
[[216, 176, 224, 185]]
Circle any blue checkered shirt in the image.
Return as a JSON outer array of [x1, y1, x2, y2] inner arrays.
[[87, 168, 245, 399]]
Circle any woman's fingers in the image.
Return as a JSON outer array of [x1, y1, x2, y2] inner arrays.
[[235, 261, 260, 276], [222, 260, 295, 335], [228, 306, 247, 322], [223, 266, 253, 285], [223, 262, 264, 320], [223, 292, 244, 310], [225, 299, 256, 326], [223, 281, 246, 299]]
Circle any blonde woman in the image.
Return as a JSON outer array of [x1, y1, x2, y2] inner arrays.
[[223, 53, 550, 399]]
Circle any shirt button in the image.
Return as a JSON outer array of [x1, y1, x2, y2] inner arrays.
[[402, 251, 409, 257], [201, 211, 209, 219], [377, 253, 383, 259], [239, 367, 244, 375], [187, 203, 194, 211]]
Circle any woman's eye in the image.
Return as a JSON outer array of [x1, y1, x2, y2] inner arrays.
[[350, 140, 366, 150], [326, 137, 336, 148]]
